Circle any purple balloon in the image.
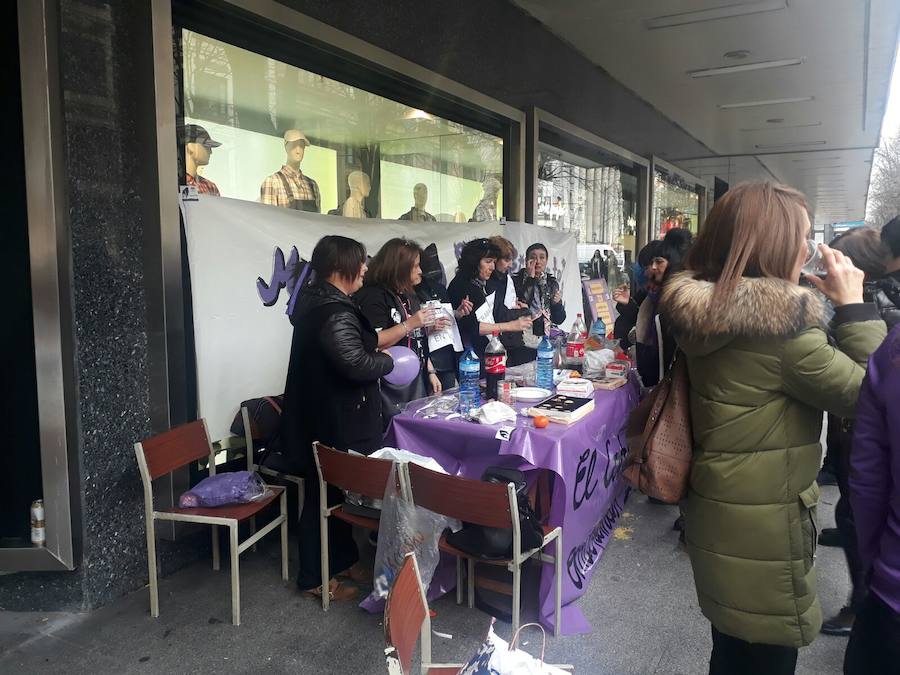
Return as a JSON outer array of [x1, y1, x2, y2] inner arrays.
[[384, 346, 420, 386]]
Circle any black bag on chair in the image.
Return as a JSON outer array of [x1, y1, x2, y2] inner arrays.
[[445, 467, 544, 559]]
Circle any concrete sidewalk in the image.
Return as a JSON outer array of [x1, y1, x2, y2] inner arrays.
[[0, 485, 851, 674]]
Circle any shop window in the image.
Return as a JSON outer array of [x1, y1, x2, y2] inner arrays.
[[179, 30, 503, 222], [653, 167, 701, 238], [535, 143, 641, 272]]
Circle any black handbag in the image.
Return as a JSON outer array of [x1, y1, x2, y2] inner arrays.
[[445, 467, 544, 559]]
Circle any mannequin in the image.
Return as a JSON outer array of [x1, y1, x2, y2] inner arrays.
[[470, 176, 501, 222], [341, 170, 371, 219], [398, 183, 436, 222], [259, 129, 321, 212], [181, 124, 221, 196]]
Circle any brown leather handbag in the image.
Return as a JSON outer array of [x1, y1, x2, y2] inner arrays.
[[623, 353, 693, 504]]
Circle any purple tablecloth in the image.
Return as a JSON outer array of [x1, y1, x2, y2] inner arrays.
[[382, 380, 639, 634]]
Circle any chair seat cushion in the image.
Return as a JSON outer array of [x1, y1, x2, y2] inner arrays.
[[160, 486, 284, 521]]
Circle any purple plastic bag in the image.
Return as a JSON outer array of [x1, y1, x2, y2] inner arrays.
[[178, 471, 270, 508]]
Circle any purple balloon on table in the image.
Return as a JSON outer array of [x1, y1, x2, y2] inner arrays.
[[383, 346, 420, 386]]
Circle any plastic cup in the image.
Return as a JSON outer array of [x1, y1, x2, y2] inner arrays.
[[801, 240, 825, 277]]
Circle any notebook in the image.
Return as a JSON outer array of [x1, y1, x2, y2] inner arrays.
[[527, 394, 595, 425]]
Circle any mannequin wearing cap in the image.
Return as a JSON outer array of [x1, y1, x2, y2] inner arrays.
[[259, 129, 321, 212], [470, 176, 501, 222], [398, 183, 436, 222], [341, 170, 372, 219], [182, 124, 221, 196]]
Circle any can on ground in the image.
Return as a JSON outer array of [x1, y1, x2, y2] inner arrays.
[[31, 499, 45, 547]]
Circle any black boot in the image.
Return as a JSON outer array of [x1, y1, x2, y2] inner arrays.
[[821, 606, 854, 637], [818, 527, 844, 547]]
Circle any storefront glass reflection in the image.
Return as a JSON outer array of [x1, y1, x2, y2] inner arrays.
[[179, 30, 503, 221], [652, 168, 700, 238], [535, 150, 639, 270]]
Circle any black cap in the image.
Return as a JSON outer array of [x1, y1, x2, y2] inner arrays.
[[179, 124, 221, 148]]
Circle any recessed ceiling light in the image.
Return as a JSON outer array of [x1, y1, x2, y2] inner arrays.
[[646, 0, 787, 29], [755, 140, 827, 149], [740, 121, 822, 132], [720, 96, 815, 109], [767, 118, 785, 123], [689, 58, 804, 78], [724, 49, 752, 60]]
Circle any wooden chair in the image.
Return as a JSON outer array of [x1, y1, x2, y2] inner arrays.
[[134, 420, 288, 626], [312, 441, 397, 610], [384, 553, 464, 675], [404, 462, 563, 636]]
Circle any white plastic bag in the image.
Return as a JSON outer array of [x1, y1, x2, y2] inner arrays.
[[457, 621, 569, 674], [367, 463, 458, 601]]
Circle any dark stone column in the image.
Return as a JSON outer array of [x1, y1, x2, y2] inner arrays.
[[0, 0, 204, 612]]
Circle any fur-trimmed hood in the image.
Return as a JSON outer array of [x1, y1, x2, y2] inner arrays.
[[662, 271, 825, 355]]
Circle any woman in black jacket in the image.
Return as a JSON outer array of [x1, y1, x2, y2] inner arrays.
[[487, 235, 535, 366], [511, 243, 566, 336], [280, 235, 394, 601], [356, 238, 451, 420], [448, 238, 532, 362]]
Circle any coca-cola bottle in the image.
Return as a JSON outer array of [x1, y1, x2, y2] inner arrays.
[[566, 313, 588, 364], [484, 331, 507, 401]]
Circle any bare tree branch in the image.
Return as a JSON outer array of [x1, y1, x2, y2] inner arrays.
[[867, 133, 900, 228]]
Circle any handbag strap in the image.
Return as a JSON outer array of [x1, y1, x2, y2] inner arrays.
[[508, 622, 547, 665]]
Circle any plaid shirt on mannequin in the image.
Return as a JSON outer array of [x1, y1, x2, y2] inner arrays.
[[259, 165, 321, 211], [186, 173, 220, 196]]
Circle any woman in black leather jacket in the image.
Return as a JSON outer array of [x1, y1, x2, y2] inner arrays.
[[280, 235, 394, 602]]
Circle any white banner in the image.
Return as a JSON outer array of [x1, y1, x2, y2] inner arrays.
[[180, 196, 579, 440]]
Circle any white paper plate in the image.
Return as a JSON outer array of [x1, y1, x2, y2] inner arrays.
[[512, 387, 552, 401]]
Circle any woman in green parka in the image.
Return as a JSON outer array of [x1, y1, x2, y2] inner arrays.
[[660, 182, 886, 674]]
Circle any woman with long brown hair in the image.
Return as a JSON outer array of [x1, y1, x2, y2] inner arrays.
[[661, 183, 886, 673], [355, 238, 450, 420]]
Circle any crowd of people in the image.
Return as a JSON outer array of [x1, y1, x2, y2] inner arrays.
[[278, 232, 567, 602], [275, 181, 900, 674]]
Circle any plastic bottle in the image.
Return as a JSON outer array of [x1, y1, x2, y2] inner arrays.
[[589, 316, 606, 341], [566, 313, 588, 363], [458, 347, 481, 414], [536, 335, 554, 390], [484, 331, 507, 401]]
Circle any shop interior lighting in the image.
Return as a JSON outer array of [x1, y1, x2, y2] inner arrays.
[[755, 140, 826, 149], [689, 58, 804, 78], [646, 0, 787, 29], [719, 97, 814, 110], [403, 108, 434, 121]]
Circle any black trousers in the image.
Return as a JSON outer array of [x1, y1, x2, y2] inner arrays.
[[709, 626, 798, 675], [296, 474, 358, 591], [845, 593, 900, 674], [833, 419, 867, 611]]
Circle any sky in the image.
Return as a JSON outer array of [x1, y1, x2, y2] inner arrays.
[[866, 41, 900, 221], [879, 42, 900, 142]]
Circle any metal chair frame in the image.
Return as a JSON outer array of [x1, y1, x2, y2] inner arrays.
[[384, 552, 464, 675], [403, 462, 564, 637], [134, 419, 288, 626], [312, 441, 402, 611]]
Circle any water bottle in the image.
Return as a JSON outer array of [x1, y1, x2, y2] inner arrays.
[[458, 347, 481, 414], [536, 336, 554, 390], [589, 316, 606, 341]]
